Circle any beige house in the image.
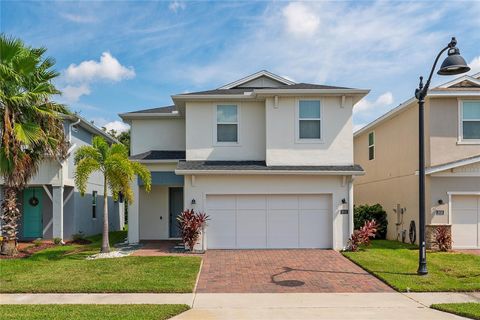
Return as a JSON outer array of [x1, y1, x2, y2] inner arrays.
[[120, 70, 369, 250], [354, 72, 480, 249]]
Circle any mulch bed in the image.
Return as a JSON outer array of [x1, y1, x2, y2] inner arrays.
[[0, 242, 57, 259]]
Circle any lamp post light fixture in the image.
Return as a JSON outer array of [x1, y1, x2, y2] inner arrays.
[[415, 37, 469, 276]]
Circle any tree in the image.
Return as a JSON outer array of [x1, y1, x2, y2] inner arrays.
[[0, 35, 68, 255], [74, 136, 151, 253]]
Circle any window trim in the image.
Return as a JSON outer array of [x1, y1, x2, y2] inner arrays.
[[457, 99, 480, 144], [213, 103, 241, 146], [295, 98, 324, 144], [368, 131, 375, 160]]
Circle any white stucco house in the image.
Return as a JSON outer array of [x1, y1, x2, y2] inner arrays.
[[120, 71, 369, 250]]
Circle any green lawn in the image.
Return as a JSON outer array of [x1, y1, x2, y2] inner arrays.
[[432, 303, 480, 320], [342, 240, 480, 292], [0, 304, 190, 320], [0, 231, 201, 293]]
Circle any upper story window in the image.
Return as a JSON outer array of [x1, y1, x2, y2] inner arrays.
[[298, 100, 321, 141], [216, 105, 238, 143], [460, 101, 480, 141], [368, 131, 375, 160]]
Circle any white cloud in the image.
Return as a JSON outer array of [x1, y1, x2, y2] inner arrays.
[[169, 1, 186, 13], [61, 13, 97, 23], [469, 56, 480, 75], [104, 120, 130, 133], [65, 52, 135, 83], [61, 84, 91, 103], [354, 92, 394, 115], [282, 2, 320, 37], [175, 1, 455, 90]]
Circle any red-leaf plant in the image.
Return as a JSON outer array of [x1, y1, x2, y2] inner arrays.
[[177, 209, 209, 252], [434, 225, 452, 252], [346, 219, 378, 252]]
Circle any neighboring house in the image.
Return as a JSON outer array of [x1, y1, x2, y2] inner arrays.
[[354, 72, 480, 249], [120, 70, 369, 250], [0, 115, 125, 241]]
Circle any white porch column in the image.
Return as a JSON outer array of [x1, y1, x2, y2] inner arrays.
[[348, 177, 355, 236], [128, 181, 139, 244], [52, 186, 64, 240]]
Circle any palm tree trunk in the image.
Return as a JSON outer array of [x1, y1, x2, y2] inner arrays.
[[1, 187, 20, 256], [101, 177, 110, 253]]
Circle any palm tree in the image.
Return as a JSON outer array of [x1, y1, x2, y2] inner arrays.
[[0, 35, 68, 255], [74, 136, 151, 253]]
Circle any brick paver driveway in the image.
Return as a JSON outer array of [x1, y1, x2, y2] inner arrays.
[[196, 250, 393, 293]]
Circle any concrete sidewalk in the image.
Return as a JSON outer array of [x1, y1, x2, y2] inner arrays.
[[0, 293, 194, 305], [1, 292, 477, 319]]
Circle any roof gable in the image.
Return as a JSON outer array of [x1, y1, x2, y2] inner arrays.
[[437, 74, 480, 89], [219, 70, 295, 89]]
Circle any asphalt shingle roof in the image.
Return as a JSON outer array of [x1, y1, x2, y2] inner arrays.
[[130, 150, 186, 161], [124, 105, 177, 114], [181, 83, 353, 96], [176, 160, 363, 172]]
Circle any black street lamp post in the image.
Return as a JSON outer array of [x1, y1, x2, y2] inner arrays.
[[415, 37, 470, 275]]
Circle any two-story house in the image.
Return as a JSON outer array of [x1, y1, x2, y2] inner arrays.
[[0, 115, 125, 241], [120, 71, 368, 250], [354, 72, 480, 249]]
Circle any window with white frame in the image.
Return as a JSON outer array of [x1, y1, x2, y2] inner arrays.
[[298, 100, 321, 140], [461, 101, 480, 140], [216, 105, 238, 143], [368, 131, 375, 160]]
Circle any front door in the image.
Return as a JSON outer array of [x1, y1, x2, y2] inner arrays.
[[169, 187, 184, 238], [23, 188, 43, 238]]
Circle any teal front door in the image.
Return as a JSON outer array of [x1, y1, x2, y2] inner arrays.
[[23, 188, 43, 238]]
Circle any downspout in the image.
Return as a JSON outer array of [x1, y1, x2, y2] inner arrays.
[[68, 118, 81, 143]]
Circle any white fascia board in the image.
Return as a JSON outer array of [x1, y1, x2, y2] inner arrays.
[[427, 91, 480, 97], [354, 97, 417, 137], [255, 89, 370, 95], [171, 94, 255, 100], [219, 70, 295, 89], [425, 156, 480, 175], [64, 114, 119, 144], [175, 169, 365, 176]]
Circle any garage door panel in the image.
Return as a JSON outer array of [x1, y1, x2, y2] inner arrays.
[[452, 195, 479, 249], [207, 209, 236, 248], [267, 195, 299, 210], [236, 195, 266, 210], [452, 196, 478, 210], [236, 210, 266, 248], [206, 195, 236, 209], [299, 210, 331, 248], [268, 211, 299, 248], [299, 195, 330, 210]]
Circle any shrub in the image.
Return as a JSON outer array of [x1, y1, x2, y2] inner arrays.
[[33, 239, 42, 247], [346, 219, 378, 252], [53, 237, 62, 245], [72, 233, 85, 242], [354, 204, 388, 239], [177, 209, 209, 251], [434, 226, 452, 252]]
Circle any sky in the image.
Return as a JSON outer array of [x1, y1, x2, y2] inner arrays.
[[2, 0, 480, 133]]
